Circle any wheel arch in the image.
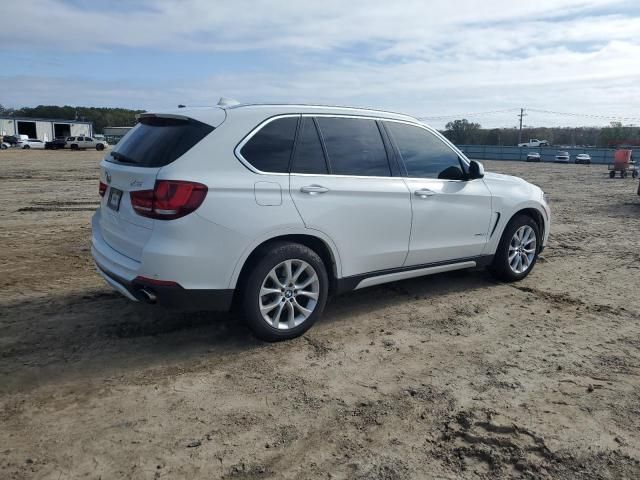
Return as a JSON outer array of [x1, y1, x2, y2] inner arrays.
[[514, 207, 545, 241], [230, 231, 342, 294], [499, 206, 547, 253]]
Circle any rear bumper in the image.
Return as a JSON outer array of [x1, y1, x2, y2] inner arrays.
[[95, 262, 234, 311], [92, 211, 234, 311]]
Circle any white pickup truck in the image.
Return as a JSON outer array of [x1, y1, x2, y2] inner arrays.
[[518, 139, 549, 148]]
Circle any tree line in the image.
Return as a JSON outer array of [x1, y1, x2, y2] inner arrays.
[[0, 105, 145, 134], [442, 119, 640, 148], [2, 105, 638, 147]]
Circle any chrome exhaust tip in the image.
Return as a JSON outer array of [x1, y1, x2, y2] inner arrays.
[[139, 288, 157, 304]]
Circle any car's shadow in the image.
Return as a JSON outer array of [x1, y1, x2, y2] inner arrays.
[[0, 268, 499, 394]]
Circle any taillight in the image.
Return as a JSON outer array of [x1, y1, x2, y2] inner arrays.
[[130, 180, 207, 220], [99, 181, 107, 197]]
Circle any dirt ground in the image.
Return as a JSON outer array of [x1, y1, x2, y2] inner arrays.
[[1, 149, 639, 479]]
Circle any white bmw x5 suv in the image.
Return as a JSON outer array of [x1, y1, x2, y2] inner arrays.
[[92, 103, 550, 341]]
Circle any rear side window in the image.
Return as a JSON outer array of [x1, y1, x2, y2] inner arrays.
[[292, 118, 327, 174], [316, 117, 390, 176], [240, 117, 298, 173], [385, 122, 464, 180], [107, 117, 214, 168]]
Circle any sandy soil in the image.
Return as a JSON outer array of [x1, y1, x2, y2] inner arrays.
[[1, 149, 639, 479]]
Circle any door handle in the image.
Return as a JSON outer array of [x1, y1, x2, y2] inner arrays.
[[300, 185, 329, 195], [414, 188, 436, 198]]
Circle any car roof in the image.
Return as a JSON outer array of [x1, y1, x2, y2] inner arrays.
[[226, 103, 419, 121], [148, 103, 421, 127]]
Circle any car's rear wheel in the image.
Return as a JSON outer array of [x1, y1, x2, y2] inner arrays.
[[23, 145, 30, 149], [240, 242, 328, 341], [489, 215, 540, 282], [609, 170, 616, 178], [96, 144, 104, 151], [70, 144, 78, 150]]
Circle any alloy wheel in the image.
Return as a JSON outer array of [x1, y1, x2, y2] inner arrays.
[[508, 225, 537, 274], [258, 259, 320, 330]]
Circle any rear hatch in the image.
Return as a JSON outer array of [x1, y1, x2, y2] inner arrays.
[[98, 114, 217, 261]]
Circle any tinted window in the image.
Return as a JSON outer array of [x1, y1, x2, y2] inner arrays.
[[292, 118, 327, 174], [241, 117, 298, 173], [107, 117, 214, 168], [316, 117, 390, 176], [386, 122, 463, 180]]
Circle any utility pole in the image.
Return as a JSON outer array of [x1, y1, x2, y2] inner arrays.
[[517, 108, 527, 144]]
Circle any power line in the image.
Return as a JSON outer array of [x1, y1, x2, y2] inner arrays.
[[526, 108, 640, 122], [417, 108, 520, 120], [419, 106, 640, 124]]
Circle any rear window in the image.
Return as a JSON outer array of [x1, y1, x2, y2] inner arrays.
[[292, 118, 328, 174], [316, 117, 390, 176], [240, 117, 298, 173], [107, 116, 214, 167]]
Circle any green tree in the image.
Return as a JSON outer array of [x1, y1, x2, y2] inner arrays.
[[444, 119, 482, 145]]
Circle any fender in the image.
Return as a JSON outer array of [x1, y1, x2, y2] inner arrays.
[[484, 200, 549, 255], [228, 227, 343, 289]]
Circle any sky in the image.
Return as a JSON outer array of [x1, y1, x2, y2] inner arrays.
[[1, 0, 639, 129]]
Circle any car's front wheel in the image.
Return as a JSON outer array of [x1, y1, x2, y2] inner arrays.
[[489, 215, 540, 282], [96, 144, 104, 151], [240, 242, 328, 341]]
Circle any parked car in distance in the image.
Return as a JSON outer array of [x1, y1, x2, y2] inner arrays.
[[66, 136, 108, 151], [518, 138, 549, 148], [554, 151, 570, 163], [1, 142, 10, 150], [45, 136, 69, 150], [575, 153, 591, 164], [526, 152, 541, 162], [1, 135, 20, 146], [92, 103, 550, 341], [17, 139, 45, 150]]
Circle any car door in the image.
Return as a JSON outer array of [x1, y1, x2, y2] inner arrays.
[[289, 116, 412, 277], [384, 121, 493, 266]]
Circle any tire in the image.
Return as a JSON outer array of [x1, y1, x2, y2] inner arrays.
[[489, 214, 540, 282], [240, 242, 329, 341], [610, 170, 616, 178], [70, 144, 78, 150], [96, 144, 104, 151], [622, 171, 628, 178], [23, 145, 30, 149], [633, 170, 638, 179]]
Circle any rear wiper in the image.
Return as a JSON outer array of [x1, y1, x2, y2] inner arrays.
[[111, 151, 137, 164]]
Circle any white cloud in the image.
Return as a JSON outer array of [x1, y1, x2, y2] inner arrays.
[[1, 0, 639, 127]]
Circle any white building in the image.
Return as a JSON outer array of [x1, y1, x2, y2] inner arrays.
[[0, 116, 93, 141]]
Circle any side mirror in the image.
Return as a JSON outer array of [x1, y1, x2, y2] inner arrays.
[[468, 160, 484, 180]]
